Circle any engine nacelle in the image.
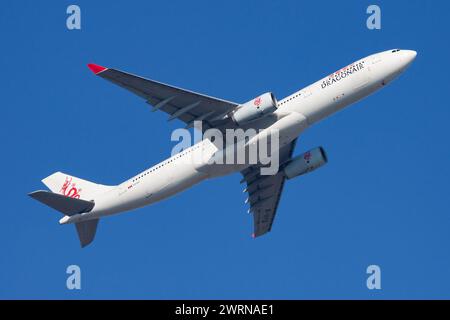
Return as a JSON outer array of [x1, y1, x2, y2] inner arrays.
[[283, 147, 328, 179], [231, 92, 277, 125]]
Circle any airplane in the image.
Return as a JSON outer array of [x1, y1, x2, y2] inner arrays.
[[29, 49, 417, 247]]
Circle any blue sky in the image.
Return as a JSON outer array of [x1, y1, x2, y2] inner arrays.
[[1, 0, 450, 299]]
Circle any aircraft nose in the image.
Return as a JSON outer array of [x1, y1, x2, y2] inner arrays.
[[402, 50, 417, 65]]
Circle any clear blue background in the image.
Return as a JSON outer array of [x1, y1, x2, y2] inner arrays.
[[1, 0, 449, 299]]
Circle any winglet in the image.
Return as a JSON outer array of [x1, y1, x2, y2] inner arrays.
[[87, 63, 108, 75]]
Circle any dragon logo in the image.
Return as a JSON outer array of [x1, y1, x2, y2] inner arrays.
[[303, 151, 312, 163], [60, 177, 82, 199], [253, 97, 262, 107]]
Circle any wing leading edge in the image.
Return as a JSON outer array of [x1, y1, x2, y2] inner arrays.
[[87, 64, 238, 131]]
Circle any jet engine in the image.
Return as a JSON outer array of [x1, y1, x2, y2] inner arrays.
[[283, 147, 328, 179], [231, 92, 277, 125]]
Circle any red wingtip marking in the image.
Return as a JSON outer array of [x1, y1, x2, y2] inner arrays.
[[87, 63, 107, 75]]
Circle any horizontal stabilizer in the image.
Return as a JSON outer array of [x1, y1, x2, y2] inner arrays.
[[76, 219, 99, 248], [29, 190, 95, 216]]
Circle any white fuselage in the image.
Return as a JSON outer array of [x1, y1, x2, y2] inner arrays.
[[61, 49, 416, 225]]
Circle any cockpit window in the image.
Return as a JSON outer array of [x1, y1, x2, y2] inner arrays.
[[391, 49, 401, 53]]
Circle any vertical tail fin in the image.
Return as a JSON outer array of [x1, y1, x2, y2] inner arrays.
[[42, 172, 113, 201]]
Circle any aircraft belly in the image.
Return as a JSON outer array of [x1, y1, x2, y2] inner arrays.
[[196, 112, 308, 178], [147, 162, 207, 202]]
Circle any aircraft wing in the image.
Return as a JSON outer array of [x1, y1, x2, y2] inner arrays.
[[240, 139, 297, 237], [88, 64, 238, 131]]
